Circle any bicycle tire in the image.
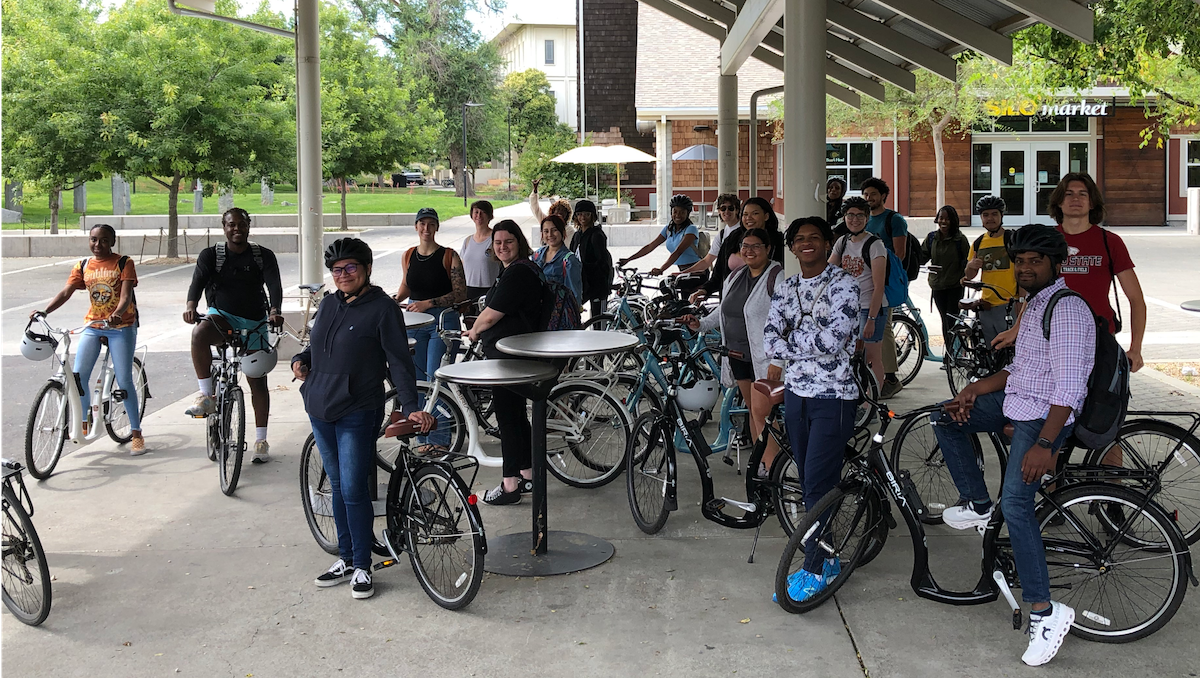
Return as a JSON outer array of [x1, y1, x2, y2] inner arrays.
[[545, 381, 631, 489], [24, 381, 68, 480], [854, 358, 879, 428], [1036, 483, 1189, 643], [299, 434, 339, 555], [612, 373, 664, 419], [1083, 419, 1200, 545], [888, 411, 985, 525], [105, 356, 149, 444], [218, 386, 246, 496], [626, 411, 673, 534], [945, 335, 973, 396], [205, 365, 220, 462], [389, 464, 485, 610], [771, 451, 804, 536], [377, 385, 467, 473], [892, 315, 926, 386], [2, 484, 52, 626], [774, 481, 877, 614]]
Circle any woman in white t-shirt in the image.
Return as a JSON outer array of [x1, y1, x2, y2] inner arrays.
[[829, 196, 888, 388], [460, 200, 501, 310]]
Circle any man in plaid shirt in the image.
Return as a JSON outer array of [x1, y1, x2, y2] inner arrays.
[[932, 224, 1095, 667]]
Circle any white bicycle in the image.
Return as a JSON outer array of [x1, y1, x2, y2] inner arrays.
[[22, 314, 150, 479]]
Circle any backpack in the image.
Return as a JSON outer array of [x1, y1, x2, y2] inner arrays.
[[514, 259, 581, 331], [971, 228, 1013, 257], [838, 234, 907, 308], [79, 256, 138, 326], [923, 232, 968, 268], [1042, 289, 1130, 449], [881, 210, 922, 282], [1098, 228, 1123, 333], [216, 241, 264, 273]]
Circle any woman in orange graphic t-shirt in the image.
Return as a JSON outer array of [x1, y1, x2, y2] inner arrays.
[[33, 224, 144, 453]]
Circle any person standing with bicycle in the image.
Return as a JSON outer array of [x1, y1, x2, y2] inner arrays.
[[617, 195, 708, 295], [932, 225, 1094, 667], [183, 208, 283, 464], [829, 197, 889, 390], [763, 216, 860, 603], [567, 199, 613, 318], [34, 224, 144, 454], [293, 238, 434, 600], [533, 215, 584, 308], [962, 196, 1018, 346], [460, 200, 501, 311], [680, 193, 744, 303], [922, 205, 970, 352]]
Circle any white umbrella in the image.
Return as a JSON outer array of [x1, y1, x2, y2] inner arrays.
[[551, 144, 656, 204], [672, 144, 718, 212]]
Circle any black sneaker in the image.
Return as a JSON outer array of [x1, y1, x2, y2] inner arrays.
[[314, 558, 353, 587], [350, 568, 374, 599], [518, 478, 534, 494], [483, 483, 521, 505], [880, 377, 903, 399]]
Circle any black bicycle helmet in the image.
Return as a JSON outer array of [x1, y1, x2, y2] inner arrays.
[[975, 195, 1006, 214], [840, 196, 869, 217], [324, 237, 373, 269], [1007, 224, 1067, 264], [669, 194, 694, 210]]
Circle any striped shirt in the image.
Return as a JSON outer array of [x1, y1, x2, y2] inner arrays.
[[763, 265, 861, 400], [1003, 277, 1095, 424]]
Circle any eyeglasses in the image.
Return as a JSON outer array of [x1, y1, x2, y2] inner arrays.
[[718, 205, 738, 212], [331, 263, 360, 277], [844, 212, 868, 221], [739, 242, 767, 251]]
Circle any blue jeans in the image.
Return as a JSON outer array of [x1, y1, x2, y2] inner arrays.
[[931, 391, 1072, 604], [784, 391, 858, 574], [74, 325, 141, 431], [408, 307, 459, 448], [308, 407, 384, 571]]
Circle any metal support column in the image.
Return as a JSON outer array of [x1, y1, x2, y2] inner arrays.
[[783, 0, 826, 276], [296, 0, 323, 286], [749, 85, 784, 200], [656, 118, 672, 226], [717, 73, 738, 197]]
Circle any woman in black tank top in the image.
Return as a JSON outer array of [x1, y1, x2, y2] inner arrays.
[[393, 208, 468, 452]]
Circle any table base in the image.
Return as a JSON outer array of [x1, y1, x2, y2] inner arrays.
[[484, 531, 614, 576]]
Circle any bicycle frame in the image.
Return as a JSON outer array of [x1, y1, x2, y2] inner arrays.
[[891, 295, 943, 364]]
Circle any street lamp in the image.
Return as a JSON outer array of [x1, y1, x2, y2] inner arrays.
[[462, 102, 485, 207]]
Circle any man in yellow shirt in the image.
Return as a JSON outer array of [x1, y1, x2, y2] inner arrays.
[[962, 195, 1018, 344]]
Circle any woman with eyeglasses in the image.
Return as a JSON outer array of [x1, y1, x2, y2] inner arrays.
[[683, 193, 744, 303], [678, 228, 784, 476], [829, 196, 888, 388], [292, 238, 434, 600]]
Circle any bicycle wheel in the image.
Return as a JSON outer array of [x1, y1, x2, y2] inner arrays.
[[300, 434, 339, 555], [205, 366, 220, 462], [218, 386, 246, 496], [389, 464, 485, 610], [892, 315, 926, 386], [945, 335, 973, 396], [545, 382, 631, 489], [1083, 420, 1200, 545], [610, 373, 664, 419], [774, 480, 881, 614], [24, 381, 68, 480], [854, 358, 878, 428], [1037, 483, 1189, 643], [771, 450, 804, 536], [2, 484, 52, 626], [105, 356, 149, 444], [377, 385, 467, 473], [888, 411, 984, 525], [626, 411, 672, 534]]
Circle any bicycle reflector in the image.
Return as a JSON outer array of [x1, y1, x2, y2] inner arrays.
[[467, 494, 478, 505]]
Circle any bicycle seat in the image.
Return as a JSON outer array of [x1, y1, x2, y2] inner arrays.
[[384, 410, 438, 439], [958, 299, 992, 312], [1003, 423, 1015, 438], [753, 379, 785, 407], [299, 283, 325, 294]]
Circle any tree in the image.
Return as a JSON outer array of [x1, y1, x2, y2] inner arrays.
[[515, 126, 613, 198], [319, 2, 441, 229], [1, 0, 104, 232], [94, 0, 294, 257], [499, 69, 560, 150]]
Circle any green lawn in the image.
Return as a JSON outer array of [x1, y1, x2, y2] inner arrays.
[[7, 179, 519, 229]]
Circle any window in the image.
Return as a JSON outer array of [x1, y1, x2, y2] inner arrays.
[[973, 115, 1090, 134], [826, 142, 873, 193], [545, 40, 555, 65], [1189, 140, 1200, 188], [971, 143, 992, 213], [1069, 143, 1089, 175]]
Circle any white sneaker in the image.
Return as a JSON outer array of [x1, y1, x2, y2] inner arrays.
[[1022, 602, 1075, 666], [942, 503, 992, 530], [252, 440, 270, 464], [185, 394, 216, 417]]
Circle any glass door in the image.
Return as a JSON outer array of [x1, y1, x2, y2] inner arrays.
[[1033, 144, 1066, 225], [994, 143, 1027, 220]]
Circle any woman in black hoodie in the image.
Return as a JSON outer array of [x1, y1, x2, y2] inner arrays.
[[567, 200, 613, 317], [292, 238, 433, 600]]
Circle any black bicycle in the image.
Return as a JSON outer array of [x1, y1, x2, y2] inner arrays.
[[2, 459, 51, 626], [944, 281, 1017, 396], [775, 399, 1196, 643]]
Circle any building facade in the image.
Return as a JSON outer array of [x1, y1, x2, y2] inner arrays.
[[492, 19, 580, 130]]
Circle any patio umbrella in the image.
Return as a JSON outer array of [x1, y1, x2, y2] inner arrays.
[[672, 144, 718, 211], [551, 144, 656, 205]]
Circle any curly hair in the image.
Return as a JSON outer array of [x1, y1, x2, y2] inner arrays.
[[549, 199, 572, 221]]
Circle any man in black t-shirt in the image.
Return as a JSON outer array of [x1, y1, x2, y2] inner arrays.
[[183, 208, 284, 463]]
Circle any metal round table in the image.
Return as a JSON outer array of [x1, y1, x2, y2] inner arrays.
[[403, 311, 435, 329], [1182, 300, 1200, 314], [489, 330, 639, 576]]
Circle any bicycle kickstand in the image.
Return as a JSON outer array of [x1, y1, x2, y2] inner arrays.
[[747, 524, 761, 564], [992, 570, 1022, 630]]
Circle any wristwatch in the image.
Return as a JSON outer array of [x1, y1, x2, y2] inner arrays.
[[1036, 436, 1054, 450]]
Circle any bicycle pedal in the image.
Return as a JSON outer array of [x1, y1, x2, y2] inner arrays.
[[722, 455, 734, 467], [373, 558, 398, 572]]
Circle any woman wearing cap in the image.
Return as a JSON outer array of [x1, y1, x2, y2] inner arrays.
[[533, 215, 584, 309], [568, 199, 614, 317], [33, 223, 144, 454], [293, 238, 434, 600], [464, 220, 546, 505], [617, 194, 709, 293], [460, 200, 501, 311]]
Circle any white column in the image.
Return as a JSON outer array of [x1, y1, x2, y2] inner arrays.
[[717, 73, 738, 196], [783, 0, 827, 275], [656, 119, 672, 226], [1188, 187, 1200, 236], [296, 0, 324, 286]]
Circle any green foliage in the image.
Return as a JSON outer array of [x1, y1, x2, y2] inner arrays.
[[515, 125, 592, 198], [499, 69, 560, 149]]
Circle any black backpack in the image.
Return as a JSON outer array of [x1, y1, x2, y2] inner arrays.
[[1042, 289, 1130, 450], [881, 210, 922, 282], [972, 228, 1013, 257]]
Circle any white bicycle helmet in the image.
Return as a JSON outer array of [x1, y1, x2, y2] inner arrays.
[[676, 377, 720, 412], [21, 321, 57, 361], [240, 348, 278, 378]]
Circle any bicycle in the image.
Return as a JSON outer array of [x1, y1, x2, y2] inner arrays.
[[279, 282, 328, 347], [943, 281, 1017, 396], [2, 459, 52, 626], [775, 398, 1196, 643], [23, 313, 150, 479]]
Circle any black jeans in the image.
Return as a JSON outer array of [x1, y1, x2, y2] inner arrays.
[[492, 386, 531, 477], [931, 286, 963, 349]]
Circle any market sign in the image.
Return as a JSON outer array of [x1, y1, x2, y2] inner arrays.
[[985, 98, 1111, 117]]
